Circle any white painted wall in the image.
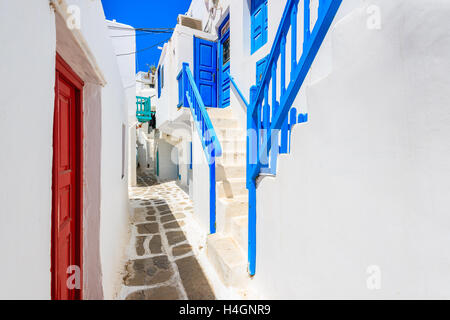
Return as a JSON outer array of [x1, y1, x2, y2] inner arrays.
[[192, 124, 212, 233], [0, 0, 130, 299], [68, 0, 131, 299], [185, 0, 450, 299], [156, 138, 178, 181], [252, 0, 450, 299], [107, 19, 137, 187], [0, 0, 56, 299]]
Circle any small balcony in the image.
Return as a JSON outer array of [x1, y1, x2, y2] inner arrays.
[[136, 96, 153, 123]]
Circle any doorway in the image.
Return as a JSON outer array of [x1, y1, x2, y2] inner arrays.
[[194, 36, 218, 108], [52, 54, 84, 300], [218, 15, 230, 108]]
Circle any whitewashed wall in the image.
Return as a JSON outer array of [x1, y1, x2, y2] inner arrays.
[[107, 19, 137, 187], [0, 0, 56, 299], [252, 0, 450, 299], [0, 0, 130, 299], [192, 125, 212, 233], [156, 138, 178, 181], [186, 0, 450, 299], [68, 0, 130, 299]]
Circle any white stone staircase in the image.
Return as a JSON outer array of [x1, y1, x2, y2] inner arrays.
[[205, 107, 249, 289]]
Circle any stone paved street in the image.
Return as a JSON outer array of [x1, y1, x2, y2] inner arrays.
[[117, 169, 215, 300]]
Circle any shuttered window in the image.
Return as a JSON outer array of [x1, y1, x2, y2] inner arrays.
[[157, 66, 161, 98], [157, 65, 164, 98], [251, 0, 268, 54]]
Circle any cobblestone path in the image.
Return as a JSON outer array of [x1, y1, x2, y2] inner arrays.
[[118, 169, 215, 300]]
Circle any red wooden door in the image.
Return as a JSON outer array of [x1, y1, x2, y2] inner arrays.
[[52, 55, 83, 300]]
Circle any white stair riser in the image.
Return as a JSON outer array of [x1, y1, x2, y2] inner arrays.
[[207, 108, 233, 119], [217, 153, 246, 166], [216, 165, 246, 180], [211, 118, 239, 129], [206, 235, 248, 288], [217, 180, 248, 198], [231, 217, 248, 253], [221, 140, 246, 153], [217, 129, 245, 140], [216, 198, 248, 234]]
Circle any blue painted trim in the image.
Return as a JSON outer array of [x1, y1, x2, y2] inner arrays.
[[218, 14, 230, 38], [256, 55, 268, 86], [248, 179, 256, 275], [298, 113, 308, 123], [176, 70, 183, 107], [157, 67, 161, 98], [209, 156, 216, 234], [218, 15, 230, 108], [247, 85, 258, 275]]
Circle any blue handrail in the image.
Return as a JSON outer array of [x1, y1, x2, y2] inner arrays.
[[182, 62, 222, 234], [246, 0, 342, 275]]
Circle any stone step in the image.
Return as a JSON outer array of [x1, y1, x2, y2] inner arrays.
[[216, 128, 245, 141], [211, 117, 239, 129], [217, 178, 247, 199], [217, 151, 245, 166], [220, 139, 246, 153], [216, 163, 246, 180], [206, 233, 248, 288], [207, 107, 233, 119], [231, 216, 248, 253], [216, 196, 248, 234]]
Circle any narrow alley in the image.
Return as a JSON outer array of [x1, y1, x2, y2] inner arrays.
[[118, 169, 215, 300]]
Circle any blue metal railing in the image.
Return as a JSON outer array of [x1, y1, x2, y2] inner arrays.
[[182, 62, 222, 234], [246, 0, 342, 275], [136, 96, 153, 122]]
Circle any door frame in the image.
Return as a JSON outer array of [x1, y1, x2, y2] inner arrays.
[[218, 14, 230, 108], [52, 53, 84, 300]]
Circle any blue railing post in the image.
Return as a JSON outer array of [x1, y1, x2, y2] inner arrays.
[[209, 148, 216, 234], [304, 0, 311, 50], [291, 3, 298, 78], [248, 85, 258, 276], [182, 62, 189, 107]]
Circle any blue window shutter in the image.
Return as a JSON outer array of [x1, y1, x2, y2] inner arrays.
[[157, 67, 161, 98], [251, 0, 268, 54], [256, 55, 268, 85]]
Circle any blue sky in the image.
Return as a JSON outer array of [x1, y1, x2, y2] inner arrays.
[[101, 0, 191, 73]]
